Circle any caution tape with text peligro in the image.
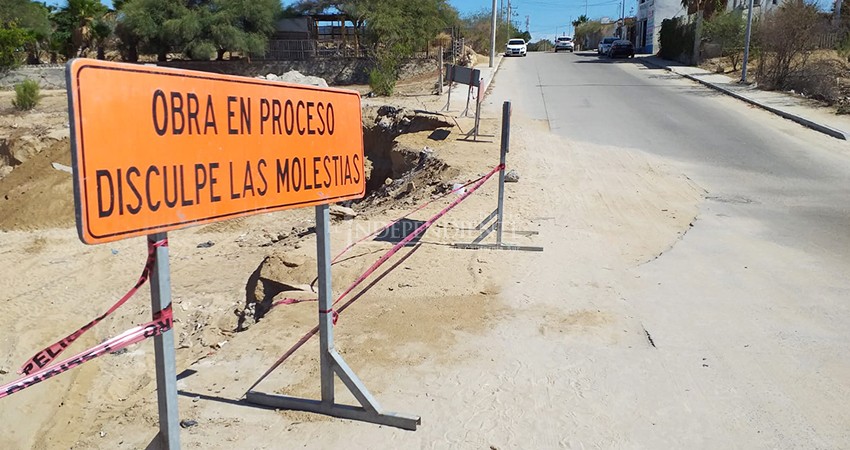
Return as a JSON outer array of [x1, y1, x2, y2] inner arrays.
[[0, 239, 172, 399]]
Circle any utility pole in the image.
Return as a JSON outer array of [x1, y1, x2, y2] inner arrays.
[[741, 0, 755, 83], [490, 0, 497, 67], [525, 15, 529, 32], [835, 0, 843, 26], [507, 0, 512, 32]]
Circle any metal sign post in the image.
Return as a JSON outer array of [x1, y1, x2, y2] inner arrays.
[[454, 101, 543, 252], [246, 205, 421, 430], [148, 232, 180, 450], [443, 65, 453, 112]]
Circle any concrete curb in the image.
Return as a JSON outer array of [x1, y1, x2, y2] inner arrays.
[[640, 58, 849, 141]]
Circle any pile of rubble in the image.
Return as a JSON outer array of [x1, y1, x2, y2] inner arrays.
[[256, 70, 329, 88]]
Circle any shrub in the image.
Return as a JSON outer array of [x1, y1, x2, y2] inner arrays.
[[369, 57, 398, 96], [13, 79, 41, 111], [659, 17, 695, 63], [754, 1, 822, 90], [784, 59, 842, 105], [0, 24, 33, 71], [703, 11, 746, 71]]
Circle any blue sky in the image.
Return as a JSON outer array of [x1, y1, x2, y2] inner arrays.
[[449, 0, 630, 40]]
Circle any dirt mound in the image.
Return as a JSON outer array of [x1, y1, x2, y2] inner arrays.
[[0, 139, 74, 231]]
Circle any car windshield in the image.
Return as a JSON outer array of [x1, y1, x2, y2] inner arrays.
[[603, 37, 617, 44], [508, 39, 525, 45]]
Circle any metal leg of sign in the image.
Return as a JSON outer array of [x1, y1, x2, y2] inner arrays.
[[473, 92, 481, 141], [245, 205, 421, 431], [452, 101, 543, 253], [148, 232, 181, 450], [443, 67, 454, 112], [462, 85, 473, 117]]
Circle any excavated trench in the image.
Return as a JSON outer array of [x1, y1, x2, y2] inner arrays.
[[361, 105, 455, 195], [236, 105, 456, 330]]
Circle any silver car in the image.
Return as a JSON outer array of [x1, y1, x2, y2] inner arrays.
[[597, 36, 618, 55]]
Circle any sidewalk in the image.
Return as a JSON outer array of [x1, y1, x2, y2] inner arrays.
[[642, 56, 850, 141]]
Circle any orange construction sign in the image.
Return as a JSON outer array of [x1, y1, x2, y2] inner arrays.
[[67, 59, 365, 244]]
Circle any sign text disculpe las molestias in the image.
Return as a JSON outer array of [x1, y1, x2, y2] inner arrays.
[[94, 90, 363, 219]]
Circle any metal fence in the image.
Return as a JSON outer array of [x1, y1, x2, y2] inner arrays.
[[814, 32, 840, 50], [258, 39, 365, 60], [260, 39, 440, 61]]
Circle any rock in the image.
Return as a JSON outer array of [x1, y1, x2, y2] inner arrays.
[[278, 70, 328, 88], [265, 73, 279, 81], [46, 128, 70, 141], [329, 205, 357, 220], [280, 254, 306, 268], [504, 169, 520, 183], [179, 419, 198, 429], [377, 105, 400, 117], [0, 367, 8, 375], [0, 165, 13, 179], [1, 131, 47, 166], [51, 162, 72, 173], [196, 241, 215, 249]]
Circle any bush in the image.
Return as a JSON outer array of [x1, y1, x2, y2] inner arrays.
[[369, 57, 398, 96], [784, 59, 842, 105], [659, 17, 695, 63], [703, 11, 746, 71], [575, 20, 603, 48], [754, 1, 822, 90], [0, 24, 33, 71], [13, 79, 41, 111]]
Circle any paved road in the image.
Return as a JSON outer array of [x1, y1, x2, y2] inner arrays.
[[486, 52, 850, 447]]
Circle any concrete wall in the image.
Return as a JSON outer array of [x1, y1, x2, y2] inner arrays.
[[0, 65, 65, 90], [0, 58, 438, 90]]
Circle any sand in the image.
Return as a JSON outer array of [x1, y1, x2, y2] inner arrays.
[[0, 74, 703, 449]]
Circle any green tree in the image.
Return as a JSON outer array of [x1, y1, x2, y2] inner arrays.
[[204, 0, 281, 60], [461, 9, 522, 55], [117, 0, 280, 61], [90, 15, 112, 59], [703, 10, 745, 71], [52, 0, 108, 58], [360, 0, 456, 95], [0, 0, 51, 63], [117, 0, 192, 61], [575, 19, 602, 49], [0, 22, 33, 69], [571, 14, 589, 30]]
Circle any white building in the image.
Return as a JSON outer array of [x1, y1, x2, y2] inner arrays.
[[635, 0, 789, 54], [635, 0, 685, 54]]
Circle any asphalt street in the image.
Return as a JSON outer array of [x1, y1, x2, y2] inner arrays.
[[485, 51, 850, 447]]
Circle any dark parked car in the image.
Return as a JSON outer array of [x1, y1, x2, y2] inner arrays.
[[607, 40, 635, 58]]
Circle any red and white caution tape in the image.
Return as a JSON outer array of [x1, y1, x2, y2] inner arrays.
[[17, 239, 167, 376], [247, 163, 504, 392], [1, 306, 172, 399]]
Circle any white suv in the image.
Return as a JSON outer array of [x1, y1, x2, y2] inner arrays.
[[554, 36, 574, 52], [505, 39, 527, 57]]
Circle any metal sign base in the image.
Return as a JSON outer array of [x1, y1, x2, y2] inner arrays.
[[452, 242, 543, 251], [245, 205, 420, 431], [245, 347, 420, 430], [454, 101, 543, 253]]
